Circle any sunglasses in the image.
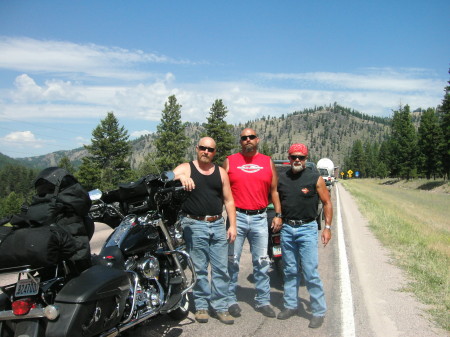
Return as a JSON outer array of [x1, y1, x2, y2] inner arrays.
[[240, 135, 257, 141], [289, 155, 306, 161], [198, 145, 215, 152]]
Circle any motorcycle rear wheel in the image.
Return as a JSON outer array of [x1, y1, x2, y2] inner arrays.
[[168, 293, 190, 320], [273, 257, 285, 283]]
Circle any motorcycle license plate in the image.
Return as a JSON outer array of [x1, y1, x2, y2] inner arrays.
[[272, 245, 282, 257], [15, 278, 40, 297]]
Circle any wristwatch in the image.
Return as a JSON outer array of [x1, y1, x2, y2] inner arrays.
[[274, 213, 283, 218], [325, 225, 331, 230]]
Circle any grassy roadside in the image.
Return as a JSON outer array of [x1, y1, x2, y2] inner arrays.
[[340, 178, 450, 331]]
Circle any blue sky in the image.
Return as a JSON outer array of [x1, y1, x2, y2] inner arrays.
[[0, 0, 449, 158]]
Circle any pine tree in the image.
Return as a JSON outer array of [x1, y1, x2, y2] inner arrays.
[[76, 158, 101, 191], [0, 164, 35, 199], [439, 72, 450, 179], [77, 112, 132, 190], [376, 141, 390, 178], [417, 108, 444, 179], [389, 105, 417, 179], [260, 142, 273, 157], [137, 152, 160, 176], [154, 95, 189, 171], [349, 140, 365, 177], [363, 141, 377, 178], [58, 155, 76, 174], [0, 192, 24, 218], [202, 99, 235, 164]]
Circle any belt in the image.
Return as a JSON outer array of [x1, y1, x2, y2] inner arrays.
[[236, 207, 266, 215], [285, 218, 315, 226], [183, 213, 222, 222]]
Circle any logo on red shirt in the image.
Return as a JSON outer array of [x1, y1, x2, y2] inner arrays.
[[237, 164, 264, 173], [301, 187, 310, 194]]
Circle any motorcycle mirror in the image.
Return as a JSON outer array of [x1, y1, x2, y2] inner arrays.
[[160, 171, 175, 182], [88, 189, 103, 201]]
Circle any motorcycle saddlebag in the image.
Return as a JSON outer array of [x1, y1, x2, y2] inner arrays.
[[0, 226, 77, 268], [46, 265, 130, 337]]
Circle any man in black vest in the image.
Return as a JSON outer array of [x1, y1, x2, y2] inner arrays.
[[276, 143, 333, 329], [173, 137, 237, 325]]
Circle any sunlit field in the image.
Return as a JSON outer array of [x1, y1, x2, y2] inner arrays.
[[341, 178, 450, 331]]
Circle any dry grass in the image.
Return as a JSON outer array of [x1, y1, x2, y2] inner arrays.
[[341, 178, 450, 331]]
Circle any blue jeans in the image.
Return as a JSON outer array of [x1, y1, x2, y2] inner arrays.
[[228, 211, 271, 308], [281, 220, 327, 316], [181, 216, 229, 312]]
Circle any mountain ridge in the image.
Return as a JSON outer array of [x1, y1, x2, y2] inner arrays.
[[5, 105, 392, 171]]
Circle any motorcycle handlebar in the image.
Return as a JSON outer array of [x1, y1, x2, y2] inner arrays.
[[157, 185, 185, 194]]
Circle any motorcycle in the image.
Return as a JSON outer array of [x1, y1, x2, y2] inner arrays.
[[266, 205, 284, 277], [0, 171, 196, 337]]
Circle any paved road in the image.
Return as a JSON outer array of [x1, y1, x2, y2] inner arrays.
[[125, 194, 340, 337], [123, 184, 448, 337], [1, 184, 447, 336]]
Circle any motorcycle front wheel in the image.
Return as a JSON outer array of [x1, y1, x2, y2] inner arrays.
[[168, 293, 190, 320]]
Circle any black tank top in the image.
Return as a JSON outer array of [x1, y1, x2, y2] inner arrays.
[[278, 167, 320, 220], [181, 162, 223, 216]]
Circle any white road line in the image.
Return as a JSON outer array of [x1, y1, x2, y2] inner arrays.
[[336, 185, 356, 337]]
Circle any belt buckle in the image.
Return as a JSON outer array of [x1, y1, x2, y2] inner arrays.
[[206, 215, 219, 222]]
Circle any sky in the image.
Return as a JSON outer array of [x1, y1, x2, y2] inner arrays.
[[0, 1, 449, 159]]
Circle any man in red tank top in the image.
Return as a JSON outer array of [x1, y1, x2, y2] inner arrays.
[[223, 128, 282, 318]]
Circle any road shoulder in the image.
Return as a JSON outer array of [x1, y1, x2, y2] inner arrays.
[[337, 184, 448, 337]]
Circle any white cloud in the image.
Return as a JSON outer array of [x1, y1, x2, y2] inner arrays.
[[0, 36, 192, 80], [0, 34, 446, 160], [0, 37, 445, 124], [1, 70, 444, 129], [259, 68, 445, 94], [75, 136, 90, 147], [0, 37, 447, 158], [0, 131, 47, 149]]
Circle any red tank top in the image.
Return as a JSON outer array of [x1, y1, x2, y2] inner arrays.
[[227, 152, 273, 210]]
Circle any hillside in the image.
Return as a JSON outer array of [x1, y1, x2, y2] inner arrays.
[[14, 148, 88, 170], [9, 105, 391, 171], [0, 152, 23, 168], [238, 106, 390, 166]]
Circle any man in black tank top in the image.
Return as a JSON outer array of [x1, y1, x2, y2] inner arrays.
[[276, 143, 333, 329], [173, 137, 237, 325]]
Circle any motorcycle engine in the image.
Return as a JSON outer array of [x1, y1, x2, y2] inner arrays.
[[137, 255, 160, 279], [135, 284, 161, 310]]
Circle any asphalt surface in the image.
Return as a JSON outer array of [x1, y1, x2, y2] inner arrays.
[[1, 184, 448, 336], [123, 184, 448, 337]]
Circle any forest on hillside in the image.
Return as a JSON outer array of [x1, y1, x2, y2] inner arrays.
[[11, 103, 391, 171], [1, 78, 449, 219]]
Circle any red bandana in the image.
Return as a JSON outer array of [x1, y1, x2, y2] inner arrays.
[[288, 143, 308, 155]]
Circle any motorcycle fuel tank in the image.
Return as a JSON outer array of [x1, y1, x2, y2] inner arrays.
[[104, 215, 160, 256]]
